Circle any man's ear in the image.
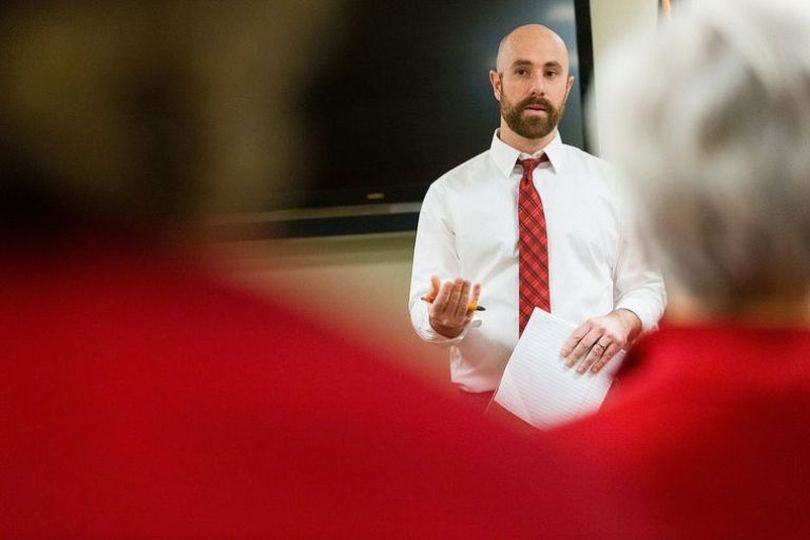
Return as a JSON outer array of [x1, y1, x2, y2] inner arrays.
[[565, 75, 575, 99], [489, 70, 502, 101]]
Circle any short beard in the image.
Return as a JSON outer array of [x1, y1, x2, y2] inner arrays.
[[500, 92, 565, 140]]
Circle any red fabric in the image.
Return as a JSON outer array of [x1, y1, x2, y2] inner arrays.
[[1, 239, 600, 538], [456, 389, 494, 415], [517, 156, 550, 335], [552, 322, 810, 539]]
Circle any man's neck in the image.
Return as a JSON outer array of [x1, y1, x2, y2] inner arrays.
[[498, 122, 557, 154]]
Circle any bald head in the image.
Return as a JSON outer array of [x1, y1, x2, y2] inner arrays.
[[496, 24, 570, 75]]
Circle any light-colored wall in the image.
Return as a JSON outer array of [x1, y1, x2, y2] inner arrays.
[[221, 231, 453, 388], [225, 1, 658, 387], [589, 0, 658, 154]]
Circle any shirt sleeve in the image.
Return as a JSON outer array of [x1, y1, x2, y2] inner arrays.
[[408, 180, 470, 345], [612, 180, 668, 333]]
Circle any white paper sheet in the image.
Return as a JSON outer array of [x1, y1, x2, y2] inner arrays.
[[493, 308, 624, 429]]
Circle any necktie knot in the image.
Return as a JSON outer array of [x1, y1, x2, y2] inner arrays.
[[518, 154, 549, 177]]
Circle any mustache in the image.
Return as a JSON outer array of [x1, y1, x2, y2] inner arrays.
[[518, 96, 555, 111]]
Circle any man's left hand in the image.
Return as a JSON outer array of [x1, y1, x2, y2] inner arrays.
[[560, 309, 642, 374]]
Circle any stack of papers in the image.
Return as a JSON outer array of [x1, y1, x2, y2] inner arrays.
[[493, 308, 624, 429]]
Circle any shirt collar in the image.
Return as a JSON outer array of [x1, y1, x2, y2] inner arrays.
[[489, 129, 566, 179]]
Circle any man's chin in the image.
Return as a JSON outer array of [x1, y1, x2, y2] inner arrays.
[[516, 122, 554, 140], [503, 111, 556, 140]]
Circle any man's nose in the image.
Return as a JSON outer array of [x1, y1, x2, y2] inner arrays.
[[528, 73, 546, 96]]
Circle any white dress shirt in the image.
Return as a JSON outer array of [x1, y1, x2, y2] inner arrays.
[[409, 130, 666, 392]]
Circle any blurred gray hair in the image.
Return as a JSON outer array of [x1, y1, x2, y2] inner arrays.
[[595, 0, 810, 311]]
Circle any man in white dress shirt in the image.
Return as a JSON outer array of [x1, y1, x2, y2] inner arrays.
[[409, 24, 666, 403]]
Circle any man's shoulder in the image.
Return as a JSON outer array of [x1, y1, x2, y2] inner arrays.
[[559, 143, 622, 190], [433, 149, 494, 187], [561, 143, 614, 172]]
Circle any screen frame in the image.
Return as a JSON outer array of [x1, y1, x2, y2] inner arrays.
[[217, 0, 594, 239]]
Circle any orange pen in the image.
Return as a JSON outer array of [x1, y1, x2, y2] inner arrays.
[[421, 297, 486, 311]]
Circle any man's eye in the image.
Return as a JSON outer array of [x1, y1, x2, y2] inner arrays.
[[545, 71, 558, 78], [515, 69, 528, 76]]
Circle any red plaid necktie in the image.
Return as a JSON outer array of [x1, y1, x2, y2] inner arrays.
[[518, 156, 550, 335]]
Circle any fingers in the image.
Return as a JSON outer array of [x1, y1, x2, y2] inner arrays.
[[424, 275, 441, 303], [577, 338, 615, 374], [560, 323, 588, 358], [427, 277, 481, 329], [561, 314, 629, 374], [423, 276, 482, 339], [458, 280, 475, 317], [563, 326, 601, 368], [468, 282, 482, 311], [457, 282, 481, 327], [447, 278, 466, 317], [431, 278, 454, 315], [589, 342, 620, 374], [428, 278, 479, 313]]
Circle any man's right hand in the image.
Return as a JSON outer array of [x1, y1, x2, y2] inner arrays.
[[425, 275, 481, 338]]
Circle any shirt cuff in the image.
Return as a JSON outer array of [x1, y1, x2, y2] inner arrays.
[[614, 298, 661, 334], [411, 300, 481, 345]]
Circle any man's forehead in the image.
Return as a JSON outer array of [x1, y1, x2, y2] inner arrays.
[[497, 26, 569, 71]]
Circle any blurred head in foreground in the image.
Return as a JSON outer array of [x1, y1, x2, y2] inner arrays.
[[596, 0, 810, 321], [0, 1, 336, 236], [0, 2, 601, 537], [550, 6, 810, 537]]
